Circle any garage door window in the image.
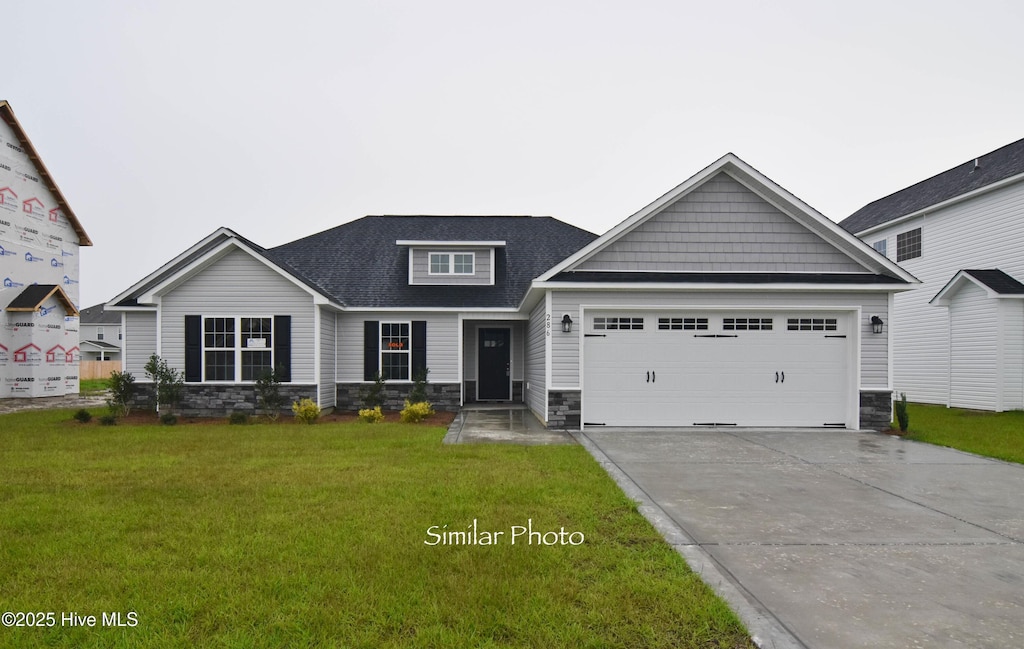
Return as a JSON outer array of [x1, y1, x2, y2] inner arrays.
[[787, 318, 837, 331], [594, 317, 644, 331], [723, 317, 773, 331], [658, 317, 708, 331]]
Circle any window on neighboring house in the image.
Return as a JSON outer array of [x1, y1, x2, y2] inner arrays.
[[896, 228, 921, 261], [873, 239, 887, 257], [118, 328, 123, 341], [96, 327, 104, 341], [380, 322, 410, 380], [202, 316, 273, 381], [429, 252, 474, 275]]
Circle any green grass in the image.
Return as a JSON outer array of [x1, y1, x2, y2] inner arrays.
[[78, 379, 108, 395], [904, 403, 1024, 464], [0, 410, 753, 649]]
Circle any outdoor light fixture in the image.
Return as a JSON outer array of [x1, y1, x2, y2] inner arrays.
[[561, 314, 573, 333], [870, 315, 884, 334]]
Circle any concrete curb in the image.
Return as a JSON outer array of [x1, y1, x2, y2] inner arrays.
[[571, 430, 806, 649], [441, 409, 466, 445]]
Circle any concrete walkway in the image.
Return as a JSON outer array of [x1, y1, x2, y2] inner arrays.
[[579, 428, 1024, 649], [443, 405, 574, 445]]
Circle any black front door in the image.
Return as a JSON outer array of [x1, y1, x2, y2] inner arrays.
[[478, 328, 511, 400]]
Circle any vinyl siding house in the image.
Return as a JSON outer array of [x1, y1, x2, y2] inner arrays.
[[841, 138, 1024, 411], [79, 303, 122, 361], [0, 100, 91, 398], [110, 154, 915, 429]]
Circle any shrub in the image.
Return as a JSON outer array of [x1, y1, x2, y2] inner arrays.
[[73, 409, 93, 423], [292, 398, 321, 425], [229, 411, 250, 425], [360, 372, 386, 410], [160, 412, 178, 426], [98, 414, 117, 426], [358, 405, 384, 424], [145, 355, 184, 415], [255, 368, 286, 421], [400, 400, 435, 424], [409, 367, 430, 404], [106, 370, 136, 417], [895, 392, 909, 432]]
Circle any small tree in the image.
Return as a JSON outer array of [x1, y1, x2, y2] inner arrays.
[[145, 354, 185, 415], [409, 367, 430, 404], [894, 392, 910, 432], [255, 368, 286, 421], [360, 372, 386, 410], [106, 370, 136, 417]]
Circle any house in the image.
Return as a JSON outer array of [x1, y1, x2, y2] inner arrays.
[[841, 138, 1024, 411], [79, 303, 122, 361], [0, 100, 91, 398], [109, 153, 915, 429]]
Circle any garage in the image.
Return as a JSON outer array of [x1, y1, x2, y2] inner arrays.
[[582, 310, 853, 427]]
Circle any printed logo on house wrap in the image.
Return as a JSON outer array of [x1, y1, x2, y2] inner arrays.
[[425, 519, 584, 546]]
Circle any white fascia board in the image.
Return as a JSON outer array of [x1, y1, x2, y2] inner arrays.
[[535, 281, 916, 293], [341, 306, 520, 313], [137, 239, 337, 307], [104, 305, 157, 312], [107, 227, 238, 306], [853, 171, 1024, 238], [396, 240, 507, 247]]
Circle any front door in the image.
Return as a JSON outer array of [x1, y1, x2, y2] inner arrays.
[[478, 328, 511, 400]]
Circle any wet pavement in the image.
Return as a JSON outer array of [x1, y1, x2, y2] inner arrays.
[[443, 406, 574, 445]]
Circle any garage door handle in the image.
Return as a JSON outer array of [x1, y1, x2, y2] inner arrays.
[[781, 371, 785, 383], [652, 371, 656, 383], [775, 371, 779, 383], [647, 371, 650, 383]]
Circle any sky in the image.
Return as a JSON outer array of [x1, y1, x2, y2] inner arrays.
[[6, 0, 1024, 308]]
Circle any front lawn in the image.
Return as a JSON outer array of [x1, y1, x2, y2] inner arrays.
[[903, 403, 1024, 464], [0, 410, 752, 648]]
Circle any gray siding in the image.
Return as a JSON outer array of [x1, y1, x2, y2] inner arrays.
[[336, 312, 459, 382], [577, 173, 865, 273], [124, 311, 156, 377], [865, 179, 1024, 406], [1003, 301, 1024, 411], [160, 249, 317, 383], [410, 247, 492, 285], [549, 290, 890, 389], [949, 283, 998, 410], [319, 309, 337, 407], [525, 298, 548, 420]]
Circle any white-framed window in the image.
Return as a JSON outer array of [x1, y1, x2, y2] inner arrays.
[[658, 317, 708, 331], [96, 327, 104, 341], [873, 239, 887, 257], [429, 252, 475, 275], [381, 321, 411, 380], [203, 316, 273, 381]]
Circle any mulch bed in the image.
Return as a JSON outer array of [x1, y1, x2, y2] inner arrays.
[[81, 409, 457, 427]]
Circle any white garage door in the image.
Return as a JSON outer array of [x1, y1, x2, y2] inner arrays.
[[583, 311, 851, 427]]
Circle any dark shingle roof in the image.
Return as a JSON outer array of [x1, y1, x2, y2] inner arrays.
[[266, 216, 597, 308], [5, 284, 78, 315], [840, 137, 1024, 234], [963, 269, 1024, 295], [80, 303, 122, 324]]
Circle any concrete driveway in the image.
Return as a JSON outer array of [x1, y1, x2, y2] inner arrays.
[[578, 428, 1024, 649]]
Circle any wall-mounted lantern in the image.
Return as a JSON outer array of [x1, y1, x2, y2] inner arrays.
[[561, 314, 573, 333], [870, 315, 884, 334]]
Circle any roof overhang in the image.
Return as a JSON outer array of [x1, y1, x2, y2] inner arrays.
[[931, 269, 1024, 306], [395, 240, 507, 247], [5, 284, 79, 316], [0, 101, 91, 247], [852, 171, 1024, 238]]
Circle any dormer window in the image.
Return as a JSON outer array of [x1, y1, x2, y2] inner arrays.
[[429, 252, 475, 275]]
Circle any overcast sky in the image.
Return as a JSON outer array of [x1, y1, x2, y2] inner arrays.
[[6, 0, 1023, 308]]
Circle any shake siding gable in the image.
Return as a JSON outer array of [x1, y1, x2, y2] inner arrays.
[[576, 173, 866, 273], [159, 249, 316, 383]]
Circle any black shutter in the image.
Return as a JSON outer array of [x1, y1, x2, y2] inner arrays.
[[184, 315, 202, 382], [412, 320, 427, 378], [364, 320, 379, 381], [274, 315, 291, 382]]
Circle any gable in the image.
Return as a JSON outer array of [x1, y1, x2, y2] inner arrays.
[[575, 172, 867, 274]]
